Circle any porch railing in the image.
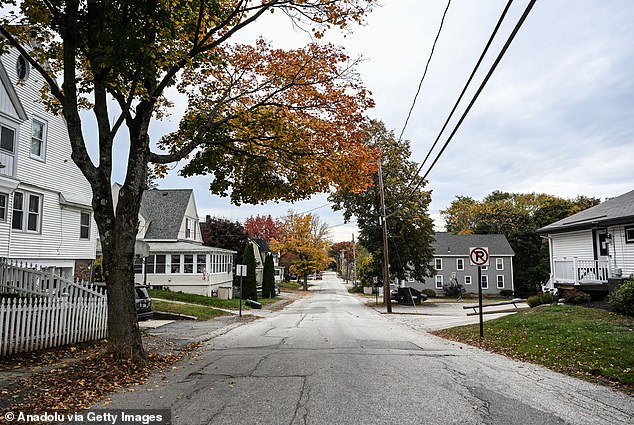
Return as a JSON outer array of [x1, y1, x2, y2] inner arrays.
[[552, 258, 610, 284]]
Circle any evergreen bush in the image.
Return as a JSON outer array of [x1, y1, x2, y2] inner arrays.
[[421, 289, 437, 298], [242, 244, 258, 300], [608, 278, 634, 316], [262, 254, 276, 298], [527, 292, 557, 308]]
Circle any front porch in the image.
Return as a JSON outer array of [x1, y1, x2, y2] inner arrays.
[[552, 258, 611, 285]]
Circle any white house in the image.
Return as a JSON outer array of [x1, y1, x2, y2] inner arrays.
[[0, 45, 96, 278], [125, 185, 236, 295], [249, 238, 285, 284], [538, 190, 634, 293]]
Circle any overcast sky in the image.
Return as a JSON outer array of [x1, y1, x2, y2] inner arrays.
[[132, 0, 633, 242]]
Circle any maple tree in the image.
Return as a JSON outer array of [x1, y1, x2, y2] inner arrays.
[[441, 192, 600, 297], [330, 120, 436, 283], [0, 0, 378, 357], [244, 215, 282, 241], [200, 216, 248, 265], [271, 212, 331, 290]]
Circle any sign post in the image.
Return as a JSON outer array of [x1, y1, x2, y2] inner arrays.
[[236, 264, 248, 317], [470, 247, 489, 338]]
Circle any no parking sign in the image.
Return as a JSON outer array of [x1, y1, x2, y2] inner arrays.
[[469, 246, 489, 267]]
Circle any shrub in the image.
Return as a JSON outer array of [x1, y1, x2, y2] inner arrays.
[[443, 281, 465, 298], [421, 289, 437, 298], [608, 279, 634, 316], [527, 292, 557, 308], [499, 289, 514, 298], [563, 289, 591, 305]]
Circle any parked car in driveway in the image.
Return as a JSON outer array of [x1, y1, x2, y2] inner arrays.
[[90, 283, 154, 320], [391, 287, 428, 305]]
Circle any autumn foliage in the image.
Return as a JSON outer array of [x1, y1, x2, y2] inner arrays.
[[244, 215, 282, 241], [272, 213, 331, 290]]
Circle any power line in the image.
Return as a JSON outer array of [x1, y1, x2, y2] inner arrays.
[[399, 0, 514, 202], [397, 0, 452, 142], [394, 0, 537, 212]]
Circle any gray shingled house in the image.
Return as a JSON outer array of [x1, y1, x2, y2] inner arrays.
[[538, 189, 634, 294], [407, 232, 515, 296], [121, 185, 236, 296]]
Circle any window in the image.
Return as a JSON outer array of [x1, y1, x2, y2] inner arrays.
[[435, 275, 443, 289], [481, 275, 489, 289], [12, 191, 42, 232], [145, 255, 155, 274], [1, 125, 15, 153], [155, 255, 166, 274], [133, 258, 143, 274], [80, 212, 90, 239], [16, 55, 30, 80], [435, 258, 442, 270], [481, 265, 488, 271], [0, 193, 6, 221], [496, 258, 504, 270], [497, 275, 504, 289], [183, 254, 194, 273], [12, 192, 23, 229], [31, 119, 46, 160], [197, 254, 206, 274], [456, 258, 464, 271], [185, 219, 191, 239], [171, 254, 181, 273], [464, 276, 472, 285], [625, 227, 634, 244]]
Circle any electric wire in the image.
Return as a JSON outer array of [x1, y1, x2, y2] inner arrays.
[[397, 0, 452, 142], [393, 0, 537, 214], [398, 0, 514, 202]]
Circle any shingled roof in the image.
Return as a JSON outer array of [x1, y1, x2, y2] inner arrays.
[[432, 232, 514, 256], [538, 190, 634, 234], [139, 189, 192, 239]]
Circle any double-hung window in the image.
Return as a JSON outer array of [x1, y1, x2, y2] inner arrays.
[[31, 119, 46, 160], [456, 258, 464, 271], [434, 258, 442, 270], [80, 212, 91, 239], [497, 275, 505, 288], [435, 275, 443, 289], [0, 193, 7, 221], [12, 191, 42, 232], [481, 275, 489, 289], [496, 258, 504, 270]]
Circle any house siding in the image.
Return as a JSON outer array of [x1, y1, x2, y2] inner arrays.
[[551, 230, 594, 260], [177, 195, 202, 242], [609, 224, 634, 276], [409, 255, 514, 295], [0, 48, 96, 273]]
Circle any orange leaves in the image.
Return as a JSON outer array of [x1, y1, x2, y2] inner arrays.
[[176, 37, 379, 204]]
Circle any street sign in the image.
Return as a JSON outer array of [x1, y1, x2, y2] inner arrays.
[[236, 264, 247, 276], [469, 247, 489, 267]]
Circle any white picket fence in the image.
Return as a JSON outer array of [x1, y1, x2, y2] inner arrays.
[[0, 259, 109, 356], [0, 295, 107, 355]]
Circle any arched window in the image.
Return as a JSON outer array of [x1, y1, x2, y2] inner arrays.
[[16, 55, 30, 80]]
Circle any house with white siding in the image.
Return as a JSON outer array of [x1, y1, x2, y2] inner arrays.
[[538, 190, 634, 294], [125, 185, 236, 296], [0, 45, 96, 277]]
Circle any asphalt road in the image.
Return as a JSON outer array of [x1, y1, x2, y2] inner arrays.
[[99, 272, 633, 424]]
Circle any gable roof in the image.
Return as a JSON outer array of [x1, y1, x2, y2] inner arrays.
[[0, 56, 28, 121], [432, 232, 514, 256], [139, 189, 193, 239], [538, 190, 634, 234]]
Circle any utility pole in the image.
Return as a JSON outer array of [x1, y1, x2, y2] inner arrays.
[[377, 160, 392, 313], [352, 234, 357, 288]]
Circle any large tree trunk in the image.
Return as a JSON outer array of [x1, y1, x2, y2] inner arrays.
[[303, 274, 308, 291], [89, 132, 149, 359]]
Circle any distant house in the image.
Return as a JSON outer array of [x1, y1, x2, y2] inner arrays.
[[0, 45, 96, 278], [408, 232, 515, 295], [121, 185, 235, 295], [538, 190, 634, 294], [249, 238, 285, 284]]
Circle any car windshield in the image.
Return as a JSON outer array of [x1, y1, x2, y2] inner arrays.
[[135, 287, 149, 299]]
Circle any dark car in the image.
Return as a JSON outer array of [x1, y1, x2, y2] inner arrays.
[[134, 285, 153, 320], [392, 287, 427, 305], [90, 283, 153, 320]]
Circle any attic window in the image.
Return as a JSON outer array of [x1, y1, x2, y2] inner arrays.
[[626, 227, 634, 244], [16, 56, 29, 80]]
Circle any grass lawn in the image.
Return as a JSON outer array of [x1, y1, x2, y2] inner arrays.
[[280, 280, 303, 290], [434, 305, 634, 394], [152, 299, 231, 320], [148, 289, 279, 310]]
